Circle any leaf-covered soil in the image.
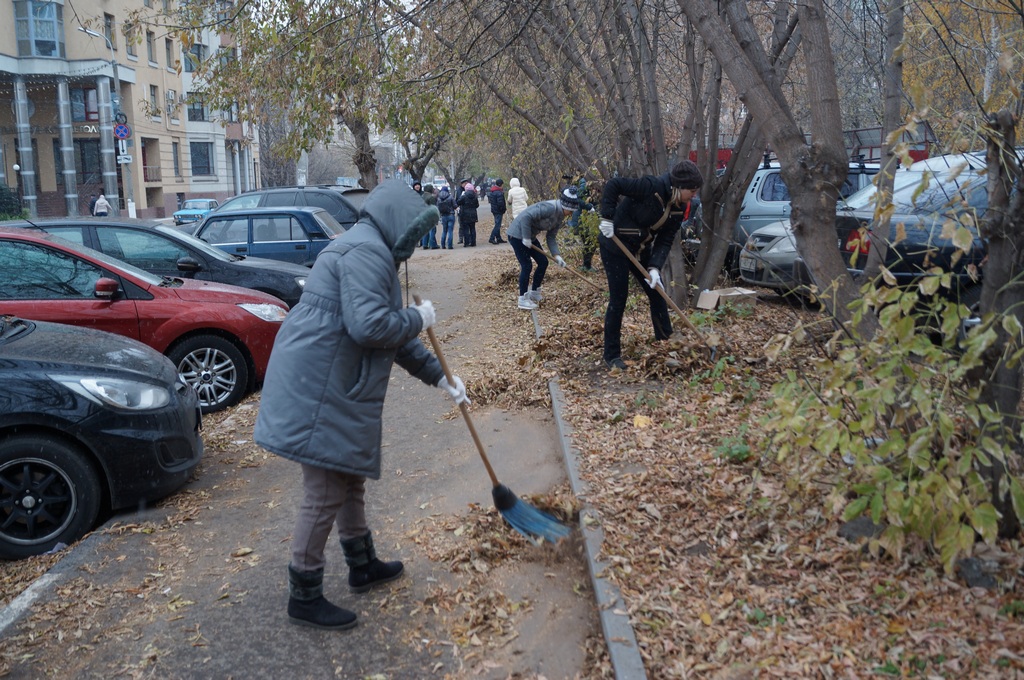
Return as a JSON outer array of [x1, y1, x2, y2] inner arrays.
[[460, 249, 1024, 678], [3, 242, 1023, 679]]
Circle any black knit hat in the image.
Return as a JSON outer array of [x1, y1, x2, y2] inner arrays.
[[559, 186, 580, 211], [495, 178, 503, 187], [669, 160, 704, 189]]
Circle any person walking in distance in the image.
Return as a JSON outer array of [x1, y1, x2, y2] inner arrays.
[[92, 193, 111, 217], [506, 186, 576, 310], [420, 184, 440, 249], [436, 186, 456, 249], [487, 179, 508, 244], [253, 179, 470, 631], [597, 159, 703, 370], [507, 177, 529, 220], [457, 182, 480, 247]]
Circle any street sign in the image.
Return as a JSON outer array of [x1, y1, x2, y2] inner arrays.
[[117, 154, 133, 164], [113, 124, 132, 140]]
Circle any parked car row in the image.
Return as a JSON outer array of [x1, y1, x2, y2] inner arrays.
[[0, 227, 287, 414], [737, 153, 988, 304]]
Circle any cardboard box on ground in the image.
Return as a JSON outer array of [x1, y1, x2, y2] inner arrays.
[[696, 287, 758, 310]]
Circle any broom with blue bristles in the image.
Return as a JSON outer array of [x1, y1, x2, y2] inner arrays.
[[414, 295, 571, 545]]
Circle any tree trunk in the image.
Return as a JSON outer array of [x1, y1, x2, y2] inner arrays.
[[340, 113, 378, 190], [861, 0, 905, 282], [976, 109, 1023, 538]]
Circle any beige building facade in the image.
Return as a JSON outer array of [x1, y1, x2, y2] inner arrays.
[[0, 0, 259, 218]]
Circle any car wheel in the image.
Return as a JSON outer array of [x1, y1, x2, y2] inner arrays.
[[168, 335, 249, 414], [0, 434, 102, 560]]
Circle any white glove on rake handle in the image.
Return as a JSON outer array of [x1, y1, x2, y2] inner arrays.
[[437, 374, 470, 405]]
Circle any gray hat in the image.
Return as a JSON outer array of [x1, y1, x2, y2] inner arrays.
[[559, 186, 580, 211]]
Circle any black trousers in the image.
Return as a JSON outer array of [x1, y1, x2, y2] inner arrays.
[[598, 234, 672, 362]]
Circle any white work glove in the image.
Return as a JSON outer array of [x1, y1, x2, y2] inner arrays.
[[437, 374, 470, 405], [555, 255, 567, 268], [647, 268, 663, 291], [599, 219, 615, 238], [411, 299, 436, 330]]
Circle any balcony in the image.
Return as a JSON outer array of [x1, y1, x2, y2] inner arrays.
[[143, 165, 162, 182]]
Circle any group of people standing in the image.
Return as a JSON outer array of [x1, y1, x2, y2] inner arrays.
[[252, 159, 704, 634], [413, 176, 532, 249]]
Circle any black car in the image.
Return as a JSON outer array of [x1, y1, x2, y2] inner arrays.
[[6, 219, 307, 309], [0, 316, 203, 559], [793, 164, 987, 303], [214, 185, 367, 229], [192, 206, 343, 266], [4, 219, 310, 308]]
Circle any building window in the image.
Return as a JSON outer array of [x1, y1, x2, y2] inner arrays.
[[186, 92, 207, 122], [14, 0, 66, 58], [103, 13, 116, 49], [162, 0, 170, 11], [74, 139, 102, 185], [172, 141, 181, 176], [124, 22, 136, 57], [183, 43, 205, 73], [165, 88, 178, 118], [165, 38, 173, 68], [226, 101, 239, 123], [70, 88, 99, 122], [146, 31, 155, 63], [218, 46, 237, 67], [144, 0, 152, 7], [190, 142, 214, 176], [149, 85, 159, 111]]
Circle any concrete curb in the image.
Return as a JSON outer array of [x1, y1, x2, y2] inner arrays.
[[533, 308, 648, 679]]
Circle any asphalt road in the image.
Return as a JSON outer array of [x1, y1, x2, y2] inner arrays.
[[0, 241, 600, 679]]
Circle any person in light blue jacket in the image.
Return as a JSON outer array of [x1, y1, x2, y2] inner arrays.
[[505, 186, 578, 310], [254, 179, 469, 631]]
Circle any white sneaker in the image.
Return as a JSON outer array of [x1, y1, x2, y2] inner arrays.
[[518, 295, 538, 310], [527, 289, 542, 302]]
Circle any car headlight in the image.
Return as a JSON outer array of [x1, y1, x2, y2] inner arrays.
[[295, 276, 307, 288], [238, 302, 288, 322], [766, 237, 797, 254], [51, 375, 171, 410]]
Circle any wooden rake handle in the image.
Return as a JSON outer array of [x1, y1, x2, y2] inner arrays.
[[609, 235, 712, 348], [413, 295, 500, 488], [530, 244, 605, 292]]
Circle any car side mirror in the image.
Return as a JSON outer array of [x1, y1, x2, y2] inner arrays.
[[94, 277, 120, 300], [177, 257, 201, 273]]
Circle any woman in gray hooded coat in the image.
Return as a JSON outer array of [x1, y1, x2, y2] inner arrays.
[[254, 179, 468, 631]]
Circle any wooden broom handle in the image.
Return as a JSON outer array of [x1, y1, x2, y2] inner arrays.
[[529, 244, 605, 292], [413, 295, 500, 487]]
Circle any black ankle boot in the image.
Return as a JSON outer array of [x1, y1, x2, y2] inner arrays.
[[341, 531, 404, 593], [287, 565, 358, 630]]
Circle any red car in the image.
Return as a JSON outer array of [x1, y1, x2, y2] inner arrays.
[[0, 227, 288, 413]]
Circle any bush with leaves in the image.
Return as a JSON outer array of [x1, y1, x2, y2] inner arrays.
[[763, 278, 1024, 574], [0, 184, 23, 220]]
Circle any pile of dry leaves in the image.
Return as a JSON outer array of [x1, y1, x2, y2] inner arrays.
[[463, 253, 1024, 678]]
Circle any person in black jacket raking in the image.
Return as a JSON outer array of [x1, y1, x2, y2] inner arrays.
[[597, 159, 703, 371]]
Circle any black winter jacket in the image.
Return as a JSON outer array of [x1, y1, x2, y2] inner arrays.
[[436, 190, 456, 216], [599, 172, 690, 269], [487, 186, 507, 214], [458, 189, 479, 224]]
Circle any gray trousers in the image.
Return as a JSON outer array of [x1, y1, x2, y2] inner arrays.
[[290, 464, 368, 572]]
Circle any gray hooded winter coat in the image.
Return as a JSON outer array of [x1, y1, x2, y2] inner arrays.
[[253, 180, 444, 478]]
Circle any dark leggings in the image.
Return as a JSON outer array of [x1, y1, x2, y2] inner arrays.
[[598, 234, 672, 362], [509, 236, 548, 295]]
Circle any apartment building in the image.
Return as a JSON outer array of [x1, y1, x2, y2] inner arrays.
[[0, 0, 259, 218]]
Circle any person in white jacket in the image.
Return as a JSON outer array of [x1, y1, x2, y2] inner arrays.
[[507, 177, 529, 219]]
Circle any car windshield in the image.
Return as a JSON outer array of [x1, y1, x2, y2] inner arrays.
[[313, 210, 345, 236], [890, 173, 986, 214], [182, 200, 213, 210], [843, 170, 984, 214], [154, 225, 237, 261]]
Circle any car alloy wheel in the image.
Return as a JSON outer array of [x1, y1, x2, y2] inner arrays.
[[0, 435, 101, 559], [168, 334, 249, 414]]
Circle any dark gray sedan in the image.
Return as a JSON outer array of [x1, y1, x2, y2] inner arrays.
[[3, 219, 309, 308]]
